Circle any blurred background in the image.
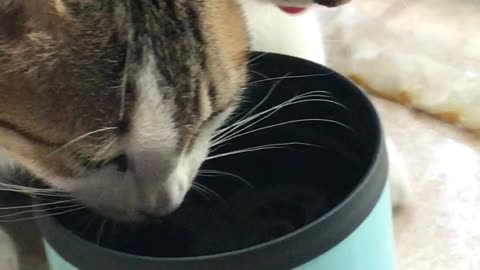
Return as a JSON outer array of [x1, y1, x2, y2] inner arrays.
[[320, 1, 480, 269]]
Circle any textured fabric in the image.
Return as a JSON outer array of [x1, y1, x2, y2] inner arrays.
[[323, 0, 480, 131]]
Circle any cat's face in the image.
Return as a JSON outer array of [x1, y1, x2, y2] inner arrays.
[[0, 0, 248, 221]]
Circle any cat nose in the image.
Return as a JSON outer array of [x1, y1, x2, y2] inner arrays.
[[137, 192, 184, 220], [108, 154, 129, 172]]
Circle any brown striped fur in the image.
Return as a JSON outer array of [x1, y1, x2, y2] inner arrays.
[[0, 0, 248, 220]]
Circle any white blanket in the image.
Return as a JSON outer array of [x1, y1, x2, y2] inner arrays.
[[322, 0, 480, 131]]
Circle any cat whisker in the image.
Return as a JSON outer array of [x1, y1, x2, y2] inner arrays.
[[21, 192, 71, 198], [192, 184, 214, 199], [247, 52, 269, 65], [0, 205, 86, 223], [207, 142, 323, 161], [212, 90, 337, 145], [212, 93, 348, 148], [213, 96, 344, 146], [217, 72, 293, 137], [190, 185, 211, 201], [198, 170, 253, 188], [119, 18, 136, 122], [246, 73, 335, 86], [0, 199, 78, 211], [0, 189, 67, 198], [0, 202, 83, 219], [0, 182, 57, 191], [211, 78, 281, 143], [240, 73, 288, 121], [0, 183, 59, 192], [216, 118, 355, 147], [96, 218, 108, 244], [0, 183, 69, 197], [47, 127, 119, 157], [192, 183, 225, 202], [249, 70, 270, 80], [213, 90, 338, 139], [0, 186, 55, 194]]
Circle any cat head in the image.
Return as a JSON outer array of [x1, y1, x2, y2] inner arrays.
[[0, 0, 248, 221]]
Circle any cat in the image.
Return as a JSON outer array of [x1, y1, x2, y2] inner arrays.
[[0, 0, 410, 268]]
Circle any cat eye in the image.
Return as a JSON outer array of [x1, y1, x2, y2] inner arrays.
[[79, 154, 129, 172], [108, 154, 129, 173], [116, 119, 130, 134]]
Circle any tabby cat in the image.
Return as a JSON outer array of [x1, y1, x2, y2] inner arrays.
[[0, 0, 409, 267]]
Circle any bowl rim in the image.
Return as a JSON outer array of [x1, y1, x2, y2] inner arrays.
[[36, 52, 389, 269]]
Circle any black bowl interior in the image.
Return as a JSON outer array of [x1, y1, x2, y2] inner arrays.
[[42, 52, 380, 259]]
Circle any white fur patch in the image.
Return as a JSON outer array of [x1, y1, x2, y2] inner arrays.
[[240, 0, 326, 64]]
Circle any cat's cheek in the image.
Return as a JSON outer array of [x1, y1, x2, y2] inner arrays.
[[168, 136, 211, 199], [168, 107, 237, 198]]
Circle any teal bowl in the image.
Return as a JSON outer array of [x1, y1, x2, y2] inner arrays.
[[37, 52, 395, 270]]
